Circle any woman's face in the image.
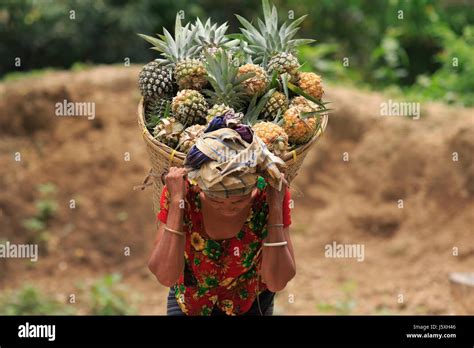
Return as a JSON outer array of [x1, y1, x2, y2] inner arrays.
[[202, 189, 256, 217]]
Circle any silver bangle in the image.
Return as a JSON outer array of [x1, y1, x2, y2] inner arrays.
[[263, 241, 288, 247], [164, 225, 185, 237]]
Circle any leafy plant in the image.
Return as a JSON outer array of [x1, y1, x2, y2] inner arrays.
[[0, 285, 74, 315], [22, 183, 58, 250], [89, 274, 136, 315]]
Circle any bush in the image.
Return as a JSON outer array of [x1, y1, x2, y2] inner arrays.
[[89, 274, 136, 315], [0, 285, 74, 315]]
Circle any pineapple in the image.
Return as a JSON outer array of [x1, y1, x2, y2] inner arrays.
[[171, 89, 208, 126], [236, 0, 313, 82], [138, 60, 174, 99], [252, 121, 289, 156], [297, 72, 324, 100], [203, 51, 252, 112], [206, 103, 232, 122], [153, 117, 185, 148], [139, 15, 207, 91], [290, 96, 318, 109], [267, 52, 300, 82], [282, 106, 318, 145], [178, 124, 206, 153], [238, 64, 268, 96], [261, 91, 289, 121], [174, 59, 207, 90], [145, 98, 171, 129]]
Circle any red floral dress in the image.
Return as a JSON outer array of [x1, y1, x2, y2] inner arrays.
[[156, 177, 292, 316]]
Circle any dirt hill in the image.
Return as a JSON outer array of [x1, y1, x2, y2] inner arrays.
[[0, 65, 472, 314]]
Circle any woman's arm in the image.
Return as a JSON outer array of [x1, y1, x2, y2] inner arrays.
[[148, 167, 188, 287], [260, 179, 296, 292]]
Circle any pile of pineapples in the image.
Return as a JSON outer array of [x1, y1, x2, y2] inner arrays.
[[138, 0, 328, 158]]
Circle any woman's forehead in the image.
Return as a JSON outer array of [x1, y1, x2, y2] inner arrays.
[[205, 191, 253, 202]]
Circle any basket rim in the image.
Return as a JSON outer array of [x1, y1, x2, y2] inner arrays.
[[137, 97, 328, 164]]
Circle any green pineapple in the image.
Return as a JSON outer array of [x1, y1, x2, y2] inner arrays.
[[171, 89, 208, 126], [139, 15, 207, 90], [261, 91, 289, 121], [145, 98, 171, 129], [138, 60, 174, 99], [266, 52, 300, 82], [206, 103, 232, 122], [236, 0, 314, 82]]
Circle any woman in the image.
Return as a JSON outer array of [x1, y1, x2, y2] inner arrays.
[[148, 111, 296, 316]]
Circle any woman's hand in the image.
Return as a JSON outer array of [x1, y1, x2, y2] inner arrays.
[[265, 173, 287, 207], [165, 167, 188, 200]]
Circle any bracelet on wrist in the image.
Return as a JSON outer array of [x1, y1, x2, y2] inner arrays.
[[263, 241, 288, 247], [164, 225, 185, 237]]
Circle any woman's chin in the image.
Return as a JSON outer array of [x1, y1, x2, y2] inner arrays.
[[220, 210, 239, 217]]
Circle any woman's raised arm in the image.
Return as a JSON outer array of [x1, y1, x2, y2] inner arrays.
[[148, 167, 188, 287]]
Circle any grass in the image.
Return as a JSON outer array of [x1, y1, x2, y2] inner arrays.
[[22, 183, 58, 252], [87, 274, 137, 315], [1, 68, 58, 82], [316, 280, 358, 315], [1, 62, 95, 83], [0, 285, 74, 315], [0, 274, 137, 315]]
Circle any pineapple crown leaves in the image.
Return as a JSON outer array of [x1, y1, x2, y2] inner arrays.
[[243, 87, 276, 125], [227, 34, 255, 65], [287, 81, 332, 113], [236, 0, 315, 62], [138, 14, 199, 65], [191, 18, 239, 50], [202, 51, 254, 111]]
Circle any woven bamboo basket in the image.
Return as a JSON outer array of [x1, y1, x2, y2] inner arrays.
[[137, 98, 329, 213], [449, 272, 474, 314]]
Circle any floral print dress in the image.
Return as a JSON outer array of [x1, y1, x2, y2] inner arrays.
[[156, 177, 292, 316]]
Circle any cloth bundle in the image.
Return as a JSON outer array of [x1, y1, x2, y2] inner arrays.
[[184, 111, 286, 198]]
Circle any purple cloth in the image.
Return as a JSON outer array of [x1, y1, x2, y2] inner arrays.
[[184, 145, 210, 169], [185, 110, 254, 169]]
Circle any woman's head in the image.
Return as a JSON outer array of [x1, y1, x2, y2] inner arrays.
[[184, 110, 286, 201]]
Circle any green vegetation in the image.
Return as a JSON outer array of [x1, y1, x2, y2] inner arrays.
[[0, 274, 137, 315], [22, 183, 58, 251], [0, 285, 73, 315], [1, 0, 472, 105], [317, 280, 357, 314], [89, 274, 136, 315]]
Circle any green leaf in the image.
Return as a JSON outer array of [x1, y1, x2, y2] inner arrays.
[[281, 73, 289, 100], [269, 70, 279, 89], [287, 82, 328, 110]]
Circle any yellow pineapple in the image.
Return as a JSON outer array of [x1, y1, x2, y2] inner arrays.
[[252, 121, 289, 156], [297, 72, 324, 100], [290, 96, 319, 109], [238, 64, 268, 96], [282, 106, 318, 145]]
